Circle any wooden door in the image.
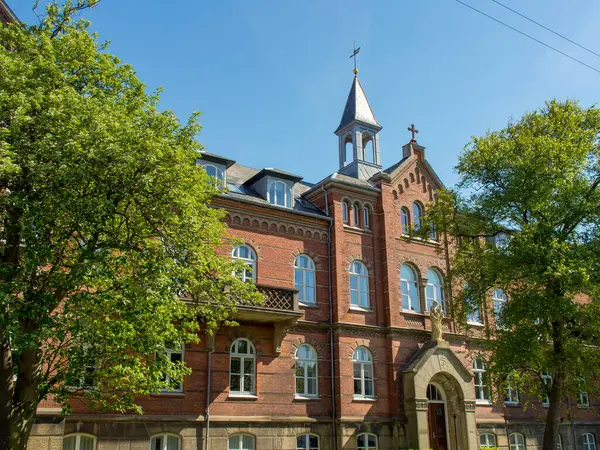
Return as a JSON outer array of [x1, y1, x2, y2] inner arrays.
[[427, 402, 448, 450]]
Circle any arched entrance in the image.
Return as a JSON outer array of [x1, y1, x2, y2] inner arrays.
[[402, 340, 478, 450]]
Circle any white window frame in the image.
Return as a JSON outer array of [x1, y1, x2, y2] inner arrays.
[[505, 384, 520, 406], [363, 206, 370, 229], [356, 432, 378, 450], [353, 347, 374, 399], [228, 434, 255, 450], [400, 264, 420, 313], [203, 164, 225, 188], [412, 202, 423, 231], [509, 433, 526, 450], [342, 202, 349, 224], [479, 432, 497, 448], [541, 372, 552, 407], [62, 434, 97, 450], [160, 345, 184, 393], [267, 180, 292, 208], [425, 268, 444, 312], [583, 433, 597, 450], [295, 344, 318, 398], [401, 207, 410, 235], [296, 433, 319, 450], [232, 245, 256, 283], [578, 391, 590, 408], [229, 338, 256, 396], [295, 255, 316, 305], [150, 434, 180, 450], [349, 261, 370, 309], [493, 288, 507, 327], [473, 359, 491, 404], [557, 434, 563, 450], [466, 299, 483, 325], [353, 203, 360, 227], [429, 220, 437, 241]]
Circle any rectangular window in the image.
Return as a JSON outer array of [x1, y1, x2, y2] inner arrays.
[[504, 386, 519, 405], [161, 346, 184, 392], [578, 392, 589, 408], [541, 372, 552, 407], [473, 360, 490, 403]]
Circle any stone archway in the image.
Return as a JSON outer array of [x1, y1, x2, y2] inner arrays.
[[402, 340, 478, 450]]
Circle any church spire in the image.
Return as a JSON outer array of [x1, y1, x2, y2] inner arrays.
[[334, 75, 382, 134]]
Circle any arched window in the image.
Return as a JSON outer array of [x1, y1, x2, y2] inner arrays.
[[295, 344, 318, 398], [583, 434, 597, 450], [62, 434, 96, 450], [353, 203, 360, 227], [427, 383, 443, 401], [228, 434, 255, 450], [349, 261, 369, 309], [357, 433, 378, 450], [479, 432, 497, 448], [363, 206, 370, 229], [150, 434, 180, 450], [230, 338, 255, 395], [400, 264, 420, 312], [557, 434, 563, 450], [473, 359, 490, 403], [295, 255, 316, 305], [493, 288, 507, 326], [342, 202, 349, 224], [268, 180, 292, 208], [296, 434, 319, 450], [509, 433, 526, 450], [204, 164, 224, 187], [425, 269, 444, 311], [353, 347, 374, 399], [232, 245, 256, 282], [412, 202, 423, 231], [401, 207, 410, 235]]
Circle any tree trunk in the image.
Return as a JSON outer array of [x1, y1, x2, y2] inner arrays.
[[542, 320, 566, 450], [0, 339, 14, 450]]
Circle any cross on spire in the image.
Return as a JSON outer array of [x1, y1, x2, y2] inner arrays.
[[408, 123, 419, 142], [349, 41, 361, 75]]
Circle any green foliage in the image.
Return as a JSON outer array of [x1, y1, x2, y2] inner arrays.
[[0, 0, 260, 435], [429, 100, 600, 449]]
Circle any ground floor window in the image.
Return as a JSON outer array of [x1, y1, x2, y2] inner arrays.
[[357, 433, 377, 450], [296, 434, 319, 450], [62, 434, 96, 450], [228, 434, 254, 450], [509, 432, 526, 450], [150, 434, 179, 450], [479, 432, 497, 448], [583, 433, 597, 450]]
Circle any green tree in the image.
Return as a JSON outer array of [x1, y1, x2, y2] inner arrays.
[[432, 100, 600, 450], [0, 3, 260, 449]]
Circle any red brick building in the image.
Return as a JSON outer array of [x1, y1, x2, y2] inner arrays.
[[28, 75, 600, 450]]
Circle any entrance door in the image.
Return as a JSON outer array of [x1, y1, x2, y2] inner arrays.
[[428, 402, 448, 450]]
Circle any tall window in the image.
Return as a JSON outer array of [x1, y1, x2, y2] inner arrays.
[[349, 261, 369, 309], [62, 434, 96, 450], [363, 206, 370, 229], [296, 434, 319, 450], [353, 347, 374, 399], [401, 207, 410, 235], [400, 264, 420, 312], [353, 203, 360, 227], [161, 345, 183, 392], [268, 180, 292, 207], [557, 434, 563, 450], [204, 164, 224, 187], [150, 434, 180, 450], [429, 221, 437, 241], [295, 344, 318, 398], [505, 375, 520, 405], [541, 372, 552, 407], [479, 433, 497, 448], [342, 202, 349, 224], [578, 391, 590, 408], [228, 435, 255, 450], [466, 288, 482, 325], [232, 245, 256, 282], [412, 202, 423, 231], [493, 288, 507, 326], [357, 433, 378, 450], [583, 434, 597, 450], [230, 338, 255, 396], [509, 433, 526, 450], [425, 269, 444, 311], [473, 359, 490, 403], [295, 255, 316, 305]]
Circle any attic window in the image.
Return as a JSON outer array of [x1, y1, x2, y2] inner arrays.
[[268, 180, 292, 208], [204, 164, 225, 187]]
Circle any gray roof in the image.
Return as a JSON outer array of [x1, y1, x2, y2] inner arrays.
[[335, 76, 382, 134]]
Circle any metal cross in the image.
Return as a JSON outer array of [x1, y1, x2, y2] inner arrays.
[[408, 123, 419, 141], [349, 41, 361, 74]]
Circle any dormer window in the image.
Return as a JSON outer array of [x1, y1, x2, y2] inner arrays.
[[196, 152, 235, 189], [268, 180, 292, 207], [204, 164, 224, 187]]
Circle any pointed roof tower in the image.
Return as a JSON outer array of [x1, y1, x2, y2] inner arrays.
[[335, 76, 382, 134]]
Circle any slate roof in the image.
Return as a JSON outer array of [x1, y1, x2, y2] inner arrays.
[[335, 76, 382, 134]]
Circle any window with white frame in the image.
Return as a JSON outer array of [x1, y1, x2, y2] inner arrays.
[[541, 372, 552, 407], [429, 221, 437, 241], [479, 432, 497, 448], [232, 245, 256, 282], [349, 261, 369, 309], [363, 206, 370, 229], [229, 338, 255, 396], [268, 180, 292, 208], [295, 344, 318, 398], [493, 288, 507, 326], [295, 255, 316, 305], [357, 433, 378, 450], [583, 433, 597, 450], [505, 375, 520, 405], [150, 434, 180, 450], [466, 288, 482, 325], [353, 347, 374, 399], [353, 203, 360, 227], [473, 359, 490, 403], [427, 383, 443, 401], [228, 434, 255, 450], [400, 264, 420, 312], [578, 391, 590, 408], [296, 434, 319, 450], [509, 433, 526, 450], [425, 268, 444, 311], [412, 202, 423, 231], [401, 207, 410, 235], [62, 434, 96, 450], [161, 344, 184, 392], [557, 434, 563, 450], [342, 202, 349, 224], [204, 164, 225, 188]]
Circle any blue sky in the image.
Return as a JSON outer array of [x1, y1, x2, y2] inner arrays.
[[12, 0, 600, 187]]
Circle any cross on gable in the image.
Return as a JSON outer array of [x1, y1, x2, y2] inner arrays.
[[408, 124, 419, 142]]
